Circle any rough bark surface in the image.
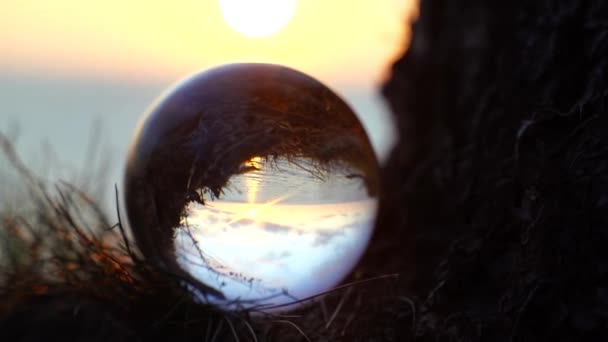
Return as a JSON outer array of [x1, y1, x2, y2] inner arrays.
[[377, 0, 608, 340]]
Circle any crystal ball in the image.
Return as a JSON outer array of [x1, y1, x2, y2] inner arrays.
[[124, 63, 379, 311]]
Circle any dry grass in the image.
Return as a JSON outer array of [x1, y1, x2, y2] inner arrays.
[[0, 132, 402, 341]]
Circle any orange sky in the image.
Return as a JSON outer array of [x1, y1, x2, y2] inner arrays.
[[0, 0, 415, 86]]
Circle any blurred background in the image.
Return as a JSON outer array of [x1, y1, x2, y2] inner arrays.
[[0, 0, 416, 212]]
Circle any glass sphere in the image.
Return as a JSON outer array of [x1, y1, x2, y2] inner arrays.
[[124, 63, 379, 311]]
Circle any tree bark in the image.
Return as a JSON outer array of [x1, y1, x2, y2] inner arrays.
[[377, 0, 608, 340]]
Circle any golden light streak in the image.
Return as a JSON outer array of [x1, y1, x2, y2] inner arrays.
[[245, 156, 262, 204]]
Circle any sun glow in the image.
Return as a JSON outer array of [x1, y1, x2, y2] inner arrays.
[[0, 1, 413, 86], [227, 194, 290, 225], [218, 0, 296, 38]]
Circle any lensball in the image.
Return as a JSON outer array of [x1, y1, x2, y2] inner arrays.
[[124, 63, 379, 311]]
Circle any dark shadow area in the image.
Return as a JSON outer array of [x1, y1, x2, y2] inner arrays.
[[371, 0, 608, 340]]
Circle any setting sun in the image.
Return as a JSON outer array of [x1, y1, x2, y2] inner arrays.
[[218, 0, 296, 38]]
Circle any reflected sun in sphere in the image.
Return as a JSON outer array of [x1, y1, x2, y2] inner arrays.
[[218, 0, 297, 38]]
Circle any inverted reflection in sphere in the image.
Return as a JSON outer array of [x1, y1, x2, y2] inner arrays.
[[124, 63, 379, 311]]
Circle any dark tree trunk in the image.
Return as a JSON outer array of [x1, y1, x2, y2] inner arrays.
[[375, 0, 608, 340]]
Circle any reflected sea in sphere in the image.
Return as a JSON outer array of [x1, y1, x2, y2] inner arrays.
[[175, 157, 377, 310], [124, 63, 379, 311]]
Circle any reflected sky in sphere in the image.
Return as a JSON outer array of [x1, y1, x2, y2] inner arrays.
[[124, 63, 380, 312], [174, 157, 376, 310]]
